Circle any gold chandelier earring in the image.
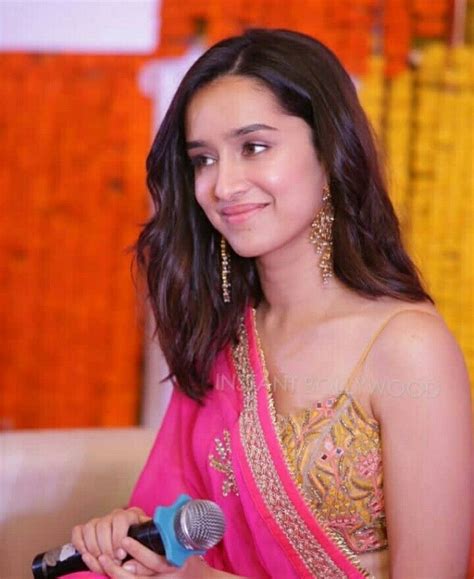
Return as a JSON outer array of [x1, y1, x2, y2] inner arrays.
[[220, 236, 231, 303], [309, 184, 335, 284]]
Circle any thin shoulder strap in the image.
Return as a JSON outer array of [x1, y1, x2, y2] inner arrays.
[[345, 308, 437, 392]]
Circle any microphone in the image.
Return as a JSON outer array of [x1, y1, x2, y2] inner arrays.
[[31, 495, 225, 578]]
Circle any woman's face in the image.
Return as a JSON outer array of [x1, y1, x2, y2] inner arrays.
[[185, 75, 327, 259]]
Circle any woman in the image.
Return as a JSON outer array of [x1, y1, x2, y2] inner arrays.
[[70, 29, 473, 578]]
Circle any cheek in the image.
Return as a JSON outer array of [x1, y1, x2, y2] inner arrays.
[[256, 162, 316, 209], [256, 150, 320, 193], [194, 179, 210, 214], [194, 175, 223, 230], [193, 174, 212, 210], [269, 154, 323, 202]]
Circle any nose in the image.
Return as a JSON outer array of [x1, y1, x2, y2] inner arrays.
[[214, 155, 247, 201]]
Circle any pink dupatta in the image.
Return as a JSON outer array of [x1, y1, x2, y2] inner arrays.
[[68, 307, 370, 578]]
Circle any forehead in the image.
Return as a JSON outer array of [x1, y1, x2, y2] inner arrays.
[[185, 75, 284, 137]]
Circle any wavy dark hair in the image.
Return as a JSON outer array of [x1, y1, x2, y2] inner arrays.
[[134, 28, 433, 402]]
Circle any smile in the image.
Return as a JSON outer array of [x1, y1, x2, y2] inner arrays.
[[220, 203, 269, 225]]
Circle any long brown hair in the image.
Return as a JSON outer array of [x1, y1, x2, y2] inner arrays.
[[134, 28, 433, 402]]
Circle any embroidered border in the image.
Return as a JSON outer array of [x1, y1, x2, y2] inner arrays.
[[233, 321, 347, 578]]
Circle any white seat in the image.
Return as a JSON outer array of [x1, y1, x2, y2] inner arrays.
[[0, 428, 155, 579]]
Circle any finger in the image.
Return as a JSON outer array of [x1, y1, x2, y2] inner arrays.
[[98, 554, 157, 579], [121, 536, 175, 573], [71, 524, 87, 554], [128, 506, 151, 522], [97, 516, 118, 560], [81, 551, 107, 575], [82, 519, 102, 558], [81, 519, 110, 574], [111, 509, 150, 561], [97, 553, 133, 579], [135, 510, 153, 525], [121, 560, 157, 576]]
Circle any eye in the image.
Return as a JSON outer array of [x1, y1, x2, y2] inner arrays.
[[189, 155, 216, 169], [242, 142, 268, 156]]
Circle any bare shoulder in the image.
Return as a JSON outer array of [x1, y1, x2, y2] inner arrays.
[[367, 301, 474, 576], [369, 301, 463, 375], [365, 300, 472, 421]]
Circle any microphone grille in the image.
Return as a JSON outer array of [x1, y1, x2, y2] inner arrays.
[[175, 499, 225, 551]]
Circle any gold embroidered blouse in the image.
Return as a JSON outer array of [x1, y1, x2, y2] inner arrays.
[[276, 390, 387, 554]]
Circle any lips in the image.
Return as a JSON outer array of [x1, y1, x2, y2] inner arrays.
[[220, 203, 269, 216], [221, 203, 268, 224]]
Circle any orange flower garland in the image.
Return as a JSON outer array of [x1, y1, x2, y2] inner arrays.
[[0, 54, 150, 428]]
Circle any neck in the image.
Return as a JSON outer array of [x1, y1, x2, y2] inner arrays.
[[255, 237, 346, 329]]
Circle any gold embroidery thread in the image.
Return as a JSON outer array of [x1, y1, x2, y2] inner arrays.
[[209, 429, 239, 497]]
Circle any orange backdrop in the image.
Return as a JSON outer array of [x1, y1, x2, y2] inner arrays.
[[0, 54, 150, 428]]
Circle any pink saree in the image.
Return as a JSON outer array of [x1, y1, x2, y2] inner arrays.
[[69, 307, 369, 578]]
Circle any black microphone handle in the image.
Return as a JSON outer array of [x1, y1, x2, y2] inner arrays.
[[32, 520, 165, 579]]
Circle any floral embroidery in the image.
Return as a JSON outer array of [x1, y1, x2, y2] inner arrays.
[[355, 451, 381, 479], [355, 528, 382, 552], [314, 397, 336, 418], [278, 392, 388, 555], [209, 429, 239, 497], [368, 492, 384, 518]]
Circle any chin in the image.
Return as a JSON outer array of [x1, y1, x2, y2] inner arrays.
[[230, 246, 259, 259], [228, 240, 271, 259]]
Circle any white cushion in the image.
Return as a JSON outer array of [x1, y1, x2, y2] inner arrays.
[[0, 428, 155, 579]]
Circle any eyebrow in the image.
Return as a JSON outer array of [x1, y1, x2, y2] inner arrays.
[[185, 123, 278, 151]]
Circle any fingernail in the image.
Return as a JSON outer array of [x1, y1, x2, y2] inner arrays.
[[115, 548, 126, 560], [123, 563, 136, 573]]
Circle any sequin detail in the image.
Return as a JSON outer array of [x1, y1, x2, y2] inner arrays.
[[209, 429, 239, 497], [277, 391, 388, 554], [233, 320, 350, 578]]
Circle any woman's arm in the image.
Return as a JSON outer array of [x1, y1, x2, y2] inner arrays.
[[371, 311, 473, 579]]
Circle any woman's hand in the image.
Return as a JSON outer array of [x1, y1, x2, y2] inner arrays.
[[71, 506, 152, 574], [72, 507, 244, 578], [97, 538, 213, 577]]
